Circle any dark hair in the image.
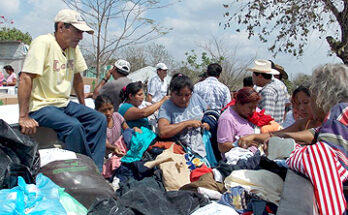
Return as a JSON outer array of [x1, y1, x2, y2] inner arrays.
[[119, 81, 143, 101], [169, 73, 193, 94], [54, 22, 72, 32], [94, 94, 113, 110], [3, 65, 14, 72], [243, 76, 253, 87], [207, 63, 222, 77], [235, 87, 261, 105], [292, 85, 310, 103], [254, 72, 272, 80]]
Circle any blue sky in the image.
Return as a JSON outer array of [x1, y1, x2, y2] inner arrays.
[[0, 0, 341, 79]]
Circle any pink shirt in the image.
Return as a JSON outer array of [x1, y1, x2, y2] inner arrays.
[[0, 72, 4, 86], [6, 72, 17, 84], [217, 106, 254, 144], [106, 112, 125, 145]]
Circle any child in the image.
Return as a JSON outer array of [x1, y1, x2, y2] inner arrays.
[[95, 94, 127, 157]]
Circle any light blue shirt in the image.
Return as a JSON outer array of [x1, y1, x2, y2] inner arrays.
[[194, 77, 231, 110]]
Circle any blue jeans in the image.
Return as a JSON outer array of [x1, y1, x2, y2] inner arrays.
[[30, 101, 106, 172]]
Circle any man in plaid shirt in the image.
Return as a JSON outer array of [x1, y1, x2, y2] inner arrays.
[[248, 60, 286, 124]]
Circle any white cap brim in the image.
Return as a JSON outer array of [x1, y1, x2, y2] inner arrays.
[[72, 22, 94, 34]]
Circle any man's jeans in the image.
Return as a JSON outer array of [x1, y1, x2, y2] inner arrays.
[[30, 101, 106, 172]]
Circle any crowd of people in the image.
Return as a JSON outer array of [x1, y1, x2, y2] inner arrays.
[[8, 8, 348, 214]]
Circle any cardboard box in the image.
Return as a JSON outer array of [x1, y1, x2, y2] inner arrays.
[[71, 77, 97, 96], [0, 93, 18, 105]]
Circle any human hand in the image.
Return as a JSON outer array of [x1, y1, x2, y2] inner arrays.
[[187, 120, 202, 128], [133, 127, 142, 133], [105, 68, 113, 80], [201, 122, 210, 130], [114, 147, 126, 157], [161, 96, 170, 102], [238, 134, 258, 149], [19, 116, 39, 135]]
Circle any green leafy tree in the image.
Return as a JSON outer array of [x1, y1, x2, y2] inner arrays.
[[0, 27, 32, 44], [222, 1, 348, 64]]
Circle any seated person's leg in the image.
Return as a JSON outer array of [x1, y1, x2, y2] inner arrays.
[[30, 105, 93, 159], [63, 102, 107, 172]]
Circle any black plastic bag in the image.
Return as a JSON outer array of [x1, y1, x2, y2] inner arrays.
[[40, 154, 116, 208], [0, 120, 40, 188]]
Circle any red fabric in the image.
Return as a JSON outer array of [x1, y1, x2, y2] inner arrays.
[[190, 164, 213, 182], [221, 99, 236, 112], [247, 109, 274, 127], [148, 141, 185, 154]]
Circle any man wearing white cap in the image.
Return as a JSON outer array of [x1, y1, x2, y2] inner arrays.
[[248, 59, 287, 123], [18, 9, 106, 172], [93, 59, 132, 111], [146, 63, 168, 103]]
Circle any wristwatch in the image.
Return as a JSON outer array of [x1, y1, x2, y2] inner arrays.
[[103, 78, 108, 82]]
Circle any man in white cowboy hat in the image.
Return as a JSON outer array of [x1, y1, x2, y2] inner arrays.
[[248, 59, 287, 123], [147, 62, 169, 104], [93, 59, 132, 111], [18, 9, 106, 172]]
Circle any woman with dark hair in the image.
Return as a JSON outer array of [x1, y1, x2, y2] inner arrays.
[[118, 81, 168, 129], [158, 73, 209, 157], [217, 87, 261, 153], [3, 65, 17, 86], [282, 85, 322, 130]]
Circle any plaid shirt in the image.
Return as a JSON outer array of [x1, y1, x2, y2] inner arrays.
[[193, 77, 231, 110], [258, 78, 286, 123]]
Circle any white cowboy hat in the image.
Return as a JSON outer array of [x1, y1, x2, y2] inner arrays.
[[247, 60, 280, 75]]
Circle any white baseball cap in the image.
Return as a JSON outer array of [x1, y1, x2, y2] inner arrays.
[[156, 63, 168, 70], [114, 59, 131, 75], [55, 9, 94, 34]]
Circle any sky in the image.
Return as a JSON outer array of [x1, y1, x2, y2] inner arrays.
[[0, 0, 342, 80]]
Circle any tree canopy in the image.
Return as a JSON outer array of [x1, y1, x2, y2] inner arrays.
[[0, 27, 32, 44], [222, 0, 348, 64], [63, 0, 174, 79]]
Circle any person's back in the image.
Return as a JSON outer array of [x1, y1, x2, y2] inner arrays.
[[94, 59, 132, 112], [259, 78, 286, 123], [100, 77, 131, 111], [194, 63, 231, 110]]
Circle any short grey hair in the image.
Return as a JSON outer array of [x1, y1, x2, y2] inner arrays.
[[310, 64, 348, 113]]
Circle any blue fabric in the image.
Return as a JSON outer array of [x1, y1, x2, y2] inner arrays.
[[30, 101, 106, 172], [203, 130, 218, 167], [121, 127, 157, 163], [0, 174, 67, 214], [118, 103, 150, 129], [219, 186, 249, 213], [123, 128, 134, 149]]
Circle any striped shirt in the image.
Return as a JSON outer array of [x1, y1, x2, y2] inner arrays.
[[194, 77, 231, 110], [258, 78, 286, 124], [286, 103, 348, 214]]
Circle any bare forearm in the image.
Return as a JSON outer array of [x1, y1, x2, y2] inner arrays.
[[218, 141, 234, 153], [159, 121, 189, 138], [73, 73, 85, 105], [273, 130, 314, 144], [18, 74, 33, 118]]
